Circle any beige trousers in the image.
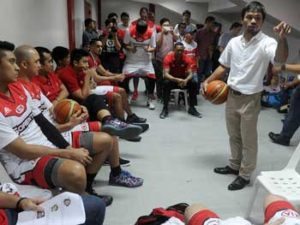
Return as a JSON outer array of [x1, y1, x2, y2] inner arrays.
[[225, 89, 261, 180]]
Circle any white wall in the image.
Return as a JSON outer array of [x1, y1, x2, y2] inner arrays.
[[0, 0, 69, 49]]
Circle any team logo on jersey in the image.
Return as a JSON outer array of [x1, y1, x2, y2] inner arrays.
[[3, 107, 12, 116], [16, 105, 25, 114], [281, 209, 299, 217]]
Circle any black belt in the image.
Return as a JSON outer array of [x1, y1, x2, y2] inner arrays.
[[230, 88, 242, 96]]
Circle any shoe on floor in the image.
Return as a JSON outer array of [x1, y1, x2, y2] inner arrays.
[[86, 188, 113, 206], [109, 170, 143, 187], [268, 132, 290, 146], [131, 91, 138, 101], [119, 157, 131, 166], [131, 123, 149, 133], [102, 118, 142, 139], [104, 157, 131, 166], [147, 99, 155, 110], [188, 107, 202, 118], [228, 176, 250, 191], [126, 113, 147, 123], [125, 136, 142, 142], [160, 108, 168, 119], [214, 166, 239, 175]]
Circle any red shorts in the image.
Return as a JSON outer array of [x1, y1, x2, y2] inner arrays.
[[22, 156, 59, 189], [0, 210, 8, 225], [188, 209, 220, 225], [264, 200, 295, 223]]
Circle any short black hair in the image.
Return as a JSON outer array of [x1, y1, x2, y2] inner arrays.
[[120, 12, 129, 19], [0, 41, 15, 60], [35, 46, 51, 65], [70, 49, 89, 66], [230, 22, 242, 30], [90, 38, 101, 46], [107, 12, 118, 19], [52, 46, 69, 65], [139, 7, 148, 16], [178, 22, 186, 28], [205, 16, 215, 24], [84, 18, 93, 27], [174, 42, 184, 48], [136, 19, 148, 34], [241, 1, 266, 21], [160, 18, 170, 26], [182, 10, 191, 17]]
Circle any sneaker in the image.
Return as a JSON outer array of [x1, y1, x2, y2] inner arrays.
[[126, 113, 147, 123], [188, 107, 202, 118], [147, 99, 155, 110], [131, 123, 149, 133], [102, 118, 142, 139], [86, 188, 113, 206], [119, 157, 131, 166], [109, 170, 143, 188], [104, 157, 131, 166], [160, 107, 168, 119], [125, 136, 142, 142], [131, 91, 138, 101]]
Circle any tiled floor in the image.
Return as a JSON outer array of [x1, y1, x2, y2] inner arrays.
[[97, 93, 299, 225]]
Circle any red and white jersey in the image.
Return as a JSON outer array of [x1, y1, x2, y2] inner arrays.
[[19, 79, 100, 144], [124, 24, 156, 65], [0, 82, 55, 183], [182, 40, 198, 71]]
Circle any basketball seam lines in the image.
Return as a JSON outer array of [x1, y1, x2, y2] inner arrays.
[[211, 86, 228, 103]]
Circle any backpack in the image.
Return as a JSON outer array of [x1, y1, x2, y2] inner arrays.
[[135, 203, 189, 225]]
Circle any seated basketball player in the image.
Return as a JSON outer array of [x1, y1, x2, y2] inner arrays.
[[0, 183, 106, 225], [14, 45, 144, 197], [181, 194, 299, 225], [160, 42, 201, 119], [88, 39, 148, 129]]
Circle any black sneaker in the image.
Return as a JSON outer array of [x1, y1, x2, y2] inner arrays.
[[102, 118, 142, 139], [104, 157, 131, 166], [119, 157, 131, 166], [188, 107, 202, 118], [131, 123, 149, 133], [160, 107, 168, 119], [126, 113, 147, 123], [86, 188, 113, 206], [125, 136, 142, 142]]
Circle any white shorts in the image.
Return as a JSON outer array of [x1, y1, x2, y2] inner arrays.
[[269, 209, 300, 225], [90, 85, 119, 95], [123, 62, 155, 79]]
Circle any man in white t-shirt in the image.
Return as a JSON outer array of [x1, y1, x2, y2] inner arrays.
[[202, 1, 291, 190], [123, 19, 157, 110]]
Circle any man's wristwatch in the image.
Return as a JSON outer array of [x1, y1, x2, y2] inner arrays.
[[281, 64, 286, 71]]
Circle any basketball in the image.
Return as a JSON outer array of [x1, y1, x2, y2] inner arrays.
[[205, 80, 229, 104], [53, 99, 82, 124]]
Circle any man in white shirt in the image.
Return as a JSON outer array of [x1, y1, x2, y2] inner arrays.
[[202, 1, 291, 190]]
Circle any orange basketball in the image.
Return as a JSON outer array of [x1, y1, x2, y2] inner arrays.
[[205, 80, 229, 104], [53, 99, 82, 124]]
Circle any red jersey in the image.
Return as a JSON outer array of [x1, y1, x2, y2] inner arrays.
[[163, 52, 192, 79], [32, 73, 62, 102], [57, 66, 85, 94]]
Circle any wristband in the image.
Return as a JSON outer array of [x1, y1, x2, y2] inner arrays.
[[16, 197, 27, 211]]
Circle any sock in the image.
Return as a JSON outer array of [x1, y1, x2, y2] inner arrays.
[[102, 115, 112, 124], [86, 173, 97, 191], [111, 166, 121, 177]]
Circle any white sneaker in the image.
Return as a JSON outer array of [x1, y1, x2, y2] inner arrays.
[[147, 99, 155, 110]]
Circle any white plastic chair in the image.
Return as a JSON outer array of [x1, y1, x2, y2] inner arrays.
[[246, 142, 300, 219], [170, 89, 189, 112]]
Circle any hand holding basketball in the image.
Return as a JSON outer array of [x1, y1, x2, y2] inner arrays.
[[53, 99, 82, 124], [202, 80, 229, 104]]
